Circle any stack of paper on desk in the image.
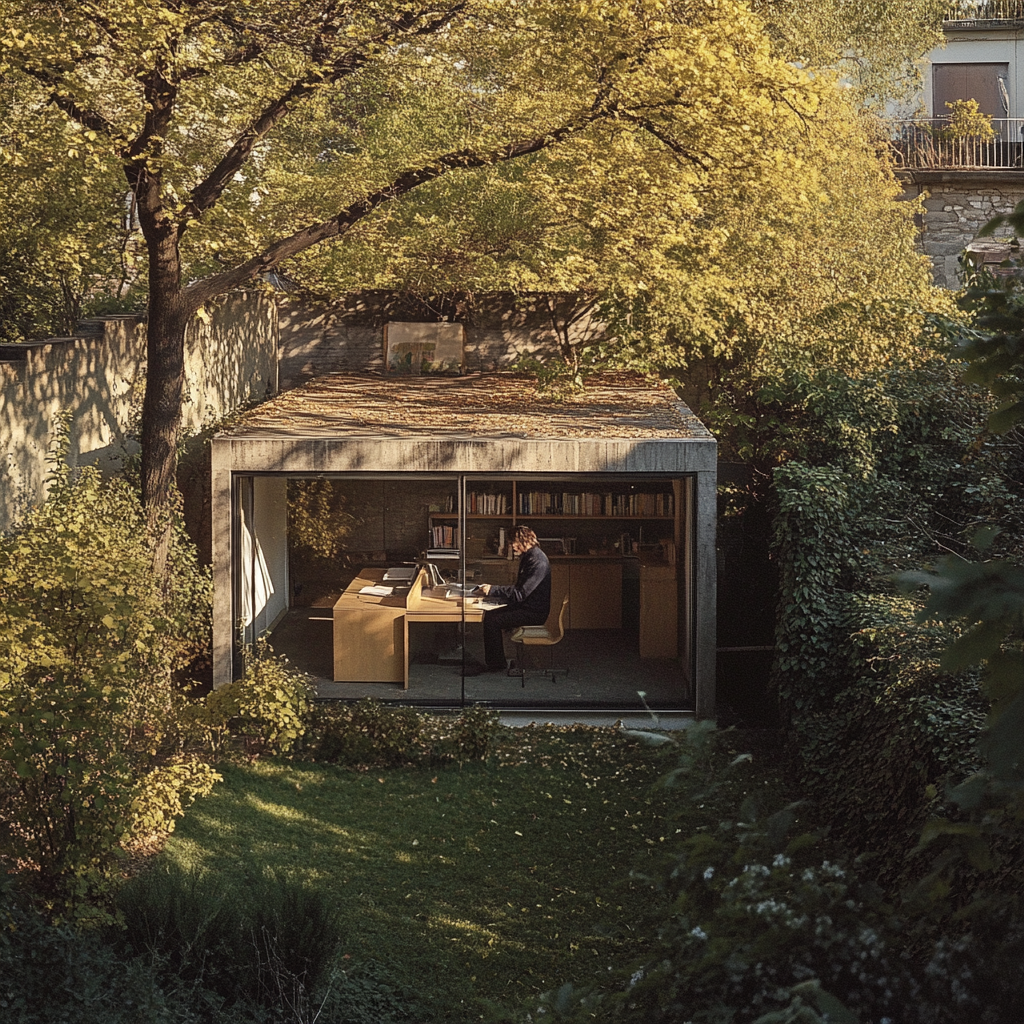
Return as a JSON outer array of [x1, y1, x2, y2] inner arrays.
[[358, 585, 394, 597], [382, 567, 416, 581]]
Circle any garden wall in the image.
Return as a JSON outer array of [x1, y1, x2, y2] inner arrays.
[[278, 291, 600, 390], [0, 291, 277, 534]]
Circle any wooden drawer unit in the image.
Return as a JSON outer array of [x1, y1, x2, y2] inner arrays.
[[567, 560, 622, 629], [639, 564, 677, 658]]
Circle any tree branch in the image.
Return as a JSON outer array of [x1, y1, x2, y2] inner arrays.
[[14, 50, 122, 138], [181, 1, 469, 222], [183, 108, 607, 309], [621, 114, 711, 172]]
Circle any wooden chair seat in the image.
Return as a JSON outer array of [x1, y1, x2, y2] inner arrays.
[[509, 594, 569, 685]]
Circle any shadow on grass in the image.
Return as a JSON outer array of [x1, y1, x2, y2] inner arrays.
[[159, 730, 677, 1022]]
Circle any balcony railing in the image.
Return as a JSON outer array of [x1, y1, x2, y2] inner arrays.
[[945, 0, 1024, 24], [888, 118, 1024, 169]]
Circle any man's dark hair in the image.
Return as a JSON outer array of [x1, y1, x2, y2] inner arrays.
[[514, 526, 539, 549]]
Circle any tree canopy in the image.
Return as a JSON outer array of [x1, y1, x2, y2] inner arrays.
[[0, 0, 945, 527], [752, 0, 945, 107]]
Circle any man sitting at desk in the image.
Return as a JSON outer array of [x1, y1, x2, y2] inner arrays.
[[470, 526, 551, 674]]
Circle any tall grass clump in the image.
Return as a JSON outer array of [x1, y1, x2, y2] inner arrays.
[[114, 862, 412, 1023]]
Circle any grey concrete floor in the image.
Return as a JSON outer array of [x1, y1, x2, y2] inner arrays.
[[269, 608, 693, 711]]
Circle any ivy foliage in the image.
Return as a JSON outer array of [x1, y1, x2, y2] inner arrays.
[[0, 434, 217, 916], [769, 356, 1024, 877], [888, 259, 1024, 919]]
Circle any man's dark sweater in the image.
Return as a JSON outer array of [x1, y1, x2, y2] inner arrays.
[[487, 545, 551, 617], [481, 545, 552, 669]]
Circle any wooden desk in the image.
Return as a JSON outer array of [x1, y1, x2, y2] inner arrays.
[[332, 568, 409, 684], [332, 569, 486, 687]]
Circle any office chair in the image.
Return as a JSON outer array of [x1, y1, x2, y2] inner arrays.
[[508, 594, 569, 687]]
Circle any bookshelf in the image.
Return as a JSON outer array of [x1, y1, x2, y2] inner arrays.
[[427, 478, 678, 561], [424, 477, 681, 646]]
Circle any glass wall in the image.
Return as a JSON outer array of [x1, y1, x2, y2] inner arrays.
[[242, 471, 694, 710]]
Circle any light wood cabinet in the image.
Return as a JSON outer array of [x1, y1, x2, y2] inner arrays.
[[567, 561, 622, 629], [639, 564, 677, 658]]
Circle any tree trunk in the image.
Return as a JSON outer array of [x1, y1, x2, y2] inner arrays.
[[140, 231, 191, 574]]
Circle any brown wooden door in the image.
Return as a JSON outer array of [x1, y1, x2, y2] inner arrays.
[[933, 62, 1009, 133]]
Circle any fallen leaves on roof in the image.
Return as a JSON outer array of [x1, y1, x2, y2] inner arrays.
[[222, 372, 711, 440]]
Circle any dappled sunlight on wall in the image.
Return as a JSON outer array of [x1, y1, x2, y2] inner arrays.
[[0, 291, 277, 532]]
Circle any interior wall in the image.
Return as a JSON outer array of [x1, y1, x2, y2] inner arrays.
[[255, 477, 289, 629]]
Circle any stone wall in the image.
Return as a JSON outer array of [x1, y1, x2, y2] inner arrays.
[[0, 291, 277, 534], [900, 170, 1024, 288], [278, 291, 601, 390]]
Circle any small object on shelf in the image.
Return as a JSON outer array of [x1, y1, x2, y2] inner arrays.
[[539, 537, 565, 555], [427, 547, 460, 560]]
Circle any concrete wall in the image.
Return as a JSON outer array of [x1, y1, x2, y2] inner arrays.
[[278, 292, 603, 390], [0, 291, 278, 533], [900, 171, 1024, 287], [211, 434, 718, 716]]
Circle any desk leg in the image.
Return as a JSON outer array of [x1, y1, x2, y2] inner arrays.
[[403, 616, 410, 689]]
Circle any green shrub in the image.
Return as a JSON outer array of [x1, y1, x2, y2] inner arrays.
[[307, 699, 499, 767], [0, 437, 216, 915], [195, 640, 315, 758], [0, 875, 178, 1024], [768, 358, 1024, 880], [535, 727, 1024, 1024]]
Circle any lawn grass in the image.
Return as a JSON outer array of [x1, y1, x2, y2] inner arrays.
[[155, 724, 773, 1022]]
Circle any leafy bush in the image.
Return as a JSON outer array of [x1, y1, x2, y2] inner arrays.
[[535, 727, 919, 1024], [0, 875, 178, 1024], [193, 640, 315, 758], [306, 699, 499, 767], [768, 357, 1024, 879], [0, 435, 216, 915], [535, 726, 1024, 1024]]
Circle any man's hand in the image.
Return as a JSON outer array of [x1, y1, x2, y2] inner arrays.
[[477, 584, 492, 596]]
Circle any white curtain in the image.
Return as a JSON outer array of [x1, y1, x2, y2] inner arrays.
[[239, 516, 274, 630]]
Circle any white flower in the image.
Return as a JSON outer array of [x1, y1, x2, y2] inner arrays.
[[690, 926, 708, 941], [703, 866, 715, 880]]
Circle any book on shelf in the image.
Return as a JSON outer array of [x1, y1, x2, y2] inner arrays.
[[516, 490, 674, 517], [468, 491, 509, 515], [430, 524, 460, 548]]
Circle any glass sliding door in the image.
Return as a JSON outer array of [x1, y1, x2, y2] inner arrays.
[[259, 469, 695, 712], [460, 473, 690, 709]]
